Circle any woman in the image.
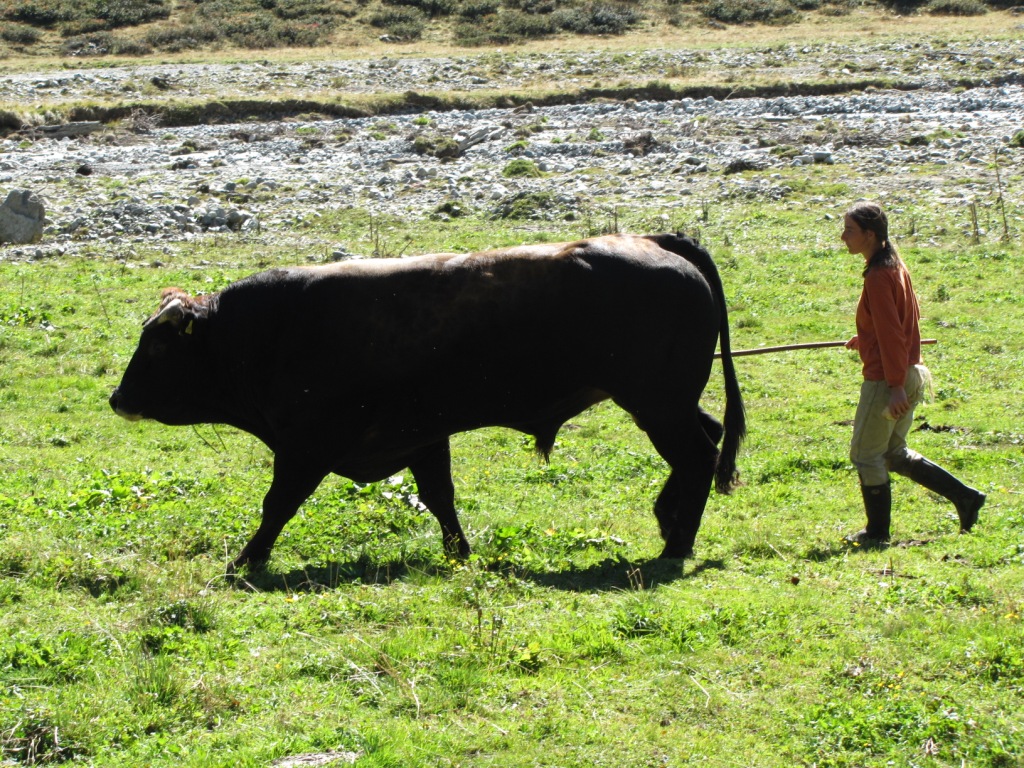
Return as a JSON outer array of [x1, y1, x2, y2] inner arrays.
[[841, 201, 985, 544]]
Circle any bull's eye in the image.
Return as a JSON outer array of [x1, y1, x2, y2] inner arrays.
[[149, 341, 168, 359]]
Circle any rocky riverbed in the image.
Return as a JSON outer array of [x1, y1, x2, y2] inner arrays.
[[2, 41, 1023, 261]]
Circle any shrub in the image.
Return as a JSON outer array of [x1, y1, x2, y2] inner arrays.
[[701, 0, 799, 24], [100, 0, 171, 27], [488, 8, 556, 40], [458, 0, 500, 19], [0, 22, 42, 44], [61, 31, 153, 55], [368, 6, 427, 39], [144, 22, 222, 51], [381, 0, 458, 17], [59, 17, 111, 36], [1009, 130, 1024, 148], [926, 0, 987, 13], [505, 0, 557, 12], [273, 0, 338, 20], [4, 0, 67, 26], [553, 2, 642, 34], [223, 15, 332, 47], [453, 9, 557, 45]]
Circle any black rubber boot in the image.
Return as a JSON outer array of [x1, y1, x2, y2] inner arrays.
[[846, 482, 891, 545], [895, 456, 985, 532]]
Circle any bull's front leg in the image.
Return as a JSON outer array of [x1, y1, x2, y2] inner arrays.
[[408, 439, 470, 559], [229, 453, 328, 573]]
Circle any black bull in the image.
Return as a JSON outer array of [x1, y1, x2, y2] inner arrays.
[[109, 233, 745, 571]]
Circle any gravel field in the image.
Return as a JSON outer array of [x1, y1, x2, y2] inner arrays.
[[2, 41, 1023, 261]]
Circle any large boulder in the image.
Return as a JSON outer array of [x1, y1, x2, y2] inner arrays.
[[0, 189, 45, 244]]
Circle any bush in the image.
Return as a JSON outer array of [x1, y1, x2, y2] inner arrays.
[[504, 0, 557, 13], [1009, 130, 1024, 149], [0, 21, 43, 44], [144, 22, 222, 51], [4, 0, 71, 26], [272, 0, 338, 20], [701, 0, 799, 24], [497, 8, 555, 36], [59, 17, 111, 36], [368, 6, 426, 39], [61, 30, 153, 55], [926, 0, 987, 13], [553, 2, 642, 34], [1, 0, 169, 28], [381, 0, 458, 17], [453, 8, 555, 44], [458, 0, 500, 19], [100, 0, 171, 27], [222, 15, 332, 47]]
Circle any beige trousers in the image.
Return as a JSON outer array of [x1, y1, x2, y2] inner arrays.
[[850, 364, 929, 486]]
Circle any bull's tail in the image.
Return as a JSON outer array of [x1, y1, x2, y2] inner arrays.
[[646, 233, 746, 493]]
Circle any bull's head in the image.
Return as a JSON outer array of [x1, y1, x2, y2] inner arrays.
[[109, 288, 213, 425]]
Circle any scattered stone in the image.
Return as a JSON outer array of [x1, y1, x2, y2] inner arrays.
[[0, 189, 45, 244]]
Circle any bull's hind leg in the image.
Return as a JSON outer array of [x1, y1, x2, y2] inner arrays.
[[408, 439, 470, 559], [639, 410, 720, 559]]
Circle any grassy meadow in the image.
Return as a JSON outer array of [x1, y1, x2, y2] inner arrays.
[[2, 4, 1024, 763], [2, 175, 1023, 766]]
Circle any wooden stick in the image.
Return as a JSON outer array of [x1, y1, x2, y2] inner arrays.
[[716, 338, 936, 359]]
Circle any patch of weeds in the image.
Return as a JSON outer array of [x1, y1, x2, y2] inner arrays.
[[149, 598, 216, 633], [510, 641, 546, 673], [412, 134, 461, 159], [502, 158, 542, 178], [0, 704, 82, 765], [37, 550, 139, 599], [432, 199, 471, 219], [1, 306, 56, 331], [504, 139, 530, 154], [800, 687, 972, 764], [612, 594, 664, 638], [0, 632, 99, 685], [481, 523, 628, 570], [491, 190, 574, 221], [130, 651, 186, 712], [963, 635, 1024, 683]]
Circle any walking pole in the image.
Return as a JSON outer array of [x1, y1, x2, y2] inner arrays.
[[715, 338, 937, 359]]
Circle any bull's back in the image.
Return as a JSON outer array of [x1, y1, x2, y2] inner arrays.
[[217, 235, 717, 423]]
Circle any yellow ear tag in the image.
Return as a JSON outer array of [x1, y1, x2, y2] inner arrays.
[[185, 320, 194, 335]]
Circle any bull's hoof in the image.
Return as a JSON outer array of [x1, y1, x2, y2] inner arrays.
[[657, 545, 693, 560], [226, 553, 269, 578]]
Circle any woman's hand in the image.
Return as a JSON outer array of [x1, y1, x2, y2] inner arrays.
[[845, 335, 859, 350], [887, 386, 911, 420]]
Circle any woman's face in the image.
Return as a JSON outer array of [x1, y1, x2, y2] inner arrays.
[[841, 215, 878, 259]]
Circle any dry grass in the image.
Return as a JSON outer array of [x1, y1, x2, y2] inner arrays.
[[1, 8, 1022, 73]]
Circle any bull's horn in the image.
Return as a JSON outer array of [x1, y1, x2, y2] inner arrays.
[[145, 298, 187, 328]]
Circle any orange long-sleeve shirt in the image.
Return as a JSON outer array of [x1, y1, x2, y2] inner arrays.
[[856, 262, 922, 387]]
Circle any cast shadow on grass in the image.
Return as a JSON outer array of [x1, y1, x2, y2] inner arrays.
[[518, 556, 727, 592], [228, 556, 727, 593]]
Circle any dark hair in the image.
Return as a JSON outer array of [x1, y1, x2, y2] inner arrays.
[[847, 201, 900, 276]]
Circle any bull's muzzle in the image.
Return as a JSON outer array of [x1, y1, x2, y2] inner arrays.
[[109, 389, 143, 422]]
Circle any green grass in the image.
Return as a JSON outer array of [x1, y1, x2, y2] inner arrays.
[[2, 144, 1024, 765]]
